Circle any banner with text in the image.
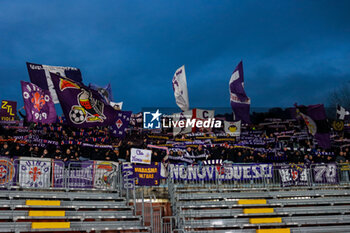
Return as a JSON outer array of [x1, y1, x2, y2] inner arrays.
[[19, 157, 51, 188], [169, 163, 273, 181], [130, 148, 152, 165]]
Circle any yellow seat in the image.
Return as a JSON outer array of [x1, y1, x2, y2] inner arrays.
[[238, 199, 267, 205], [250, 217, 282, 224], [32, 222, 70, 229], [26, 200, 61, 206], [29, 210, 65, 217], [256, 228, 290, 233], [244, 208, 274, 214]]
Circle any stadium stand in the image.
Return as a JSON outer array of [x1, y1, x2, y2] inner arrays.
[[0, 190, 148, 232], [170, 184, 350, 232]]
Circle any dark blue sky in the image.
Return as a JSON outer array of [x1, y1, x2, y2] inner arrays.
[[1, 0, 350, 112]]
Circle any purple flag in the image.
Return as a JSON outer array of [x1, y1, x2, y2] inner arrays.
[[229, 61, 251, 124], [50, 73, 118, 128], [312, 163, 338, 184], [21, 81, 57, 124], [133, 163, 160, 186], [0, 100, 17, 123], [110, 111, 132, 138], [26, 62, 82, 104], [297, 104, 331, 149], [67, 161, 94, 188], [279, 164, 308, 187]]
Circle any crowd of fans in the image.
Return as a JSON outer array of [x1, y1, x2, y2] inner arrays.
[[0, 113, 349, 165]]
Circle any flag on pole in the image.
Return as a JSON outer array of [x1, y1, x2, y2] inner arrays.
[[296, 104, 330, 149], [26, 62, 82, 104], [21, 81, 57, 124], [172, 65, 189, 111], [89, 83, 113, 104], [336, 104, 350, 120], [172, 109, 215, 135], [110, 101, 123, 110], [229, 61, 251, 124], [50, 73, 117, 128]]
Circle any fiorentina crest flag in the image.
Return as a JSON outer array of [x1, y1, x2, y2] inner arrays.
[[50, 73, 117, 128], [26, 62, 82, 104], [297, 104, 330, 149], [229, 61, 251, 124], [172, 65, 189, 111], [111, 111, 132, 138], [21, 81, 57, 124], [89, 83, 113, 103]]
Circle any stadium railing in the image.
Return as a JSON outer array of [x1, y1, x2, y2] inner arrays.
[[167, 163, 350, 189], [0, 157, 120, 192]]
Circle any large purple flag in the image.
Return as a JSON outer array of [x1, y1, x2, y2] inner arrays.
[[306, 104, 331, 149], [26, 62, 82, 104], [110, 111, 132, 138], [229, 61, 251, 124], [21, 81, 57, 124], [50, 73, 117, 128]]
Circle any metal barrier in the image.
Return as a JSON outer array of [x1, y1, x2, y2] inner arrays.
[[0, 157, 120, 191], [167, 163, 350, 189], [3, 157, 349, 191], [162, 216, 177, 233]]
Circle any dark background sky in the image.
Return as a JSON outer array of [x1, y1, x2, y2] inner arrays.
[[1, 0, 350, 112]]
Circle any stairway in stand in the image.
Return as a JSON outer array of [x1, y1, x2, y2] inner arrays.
[[0, 190, 148, 232]]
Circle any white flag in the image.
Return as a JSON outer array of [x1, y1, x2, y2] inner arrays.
[[337, 104, 350, 120], [299, 112, 317, 136], [172, 110, 193, 136], [224, 120, 241, 136], [172, 65, 189, 111], [110, 101, 123, 110], [194, 109, 215, 120]]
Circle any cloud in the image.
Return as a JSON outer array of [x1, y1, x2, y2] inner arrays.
[[0, 0, 349, 112]]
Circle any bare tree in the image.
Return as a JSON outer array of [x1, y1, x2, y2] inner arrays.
[[328, 82, 350, 110]]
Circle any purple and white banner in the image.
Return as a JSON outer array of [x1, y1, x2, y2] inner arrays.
[[122, 162, 134, 189], [21, 81, 57, 124], [0, 157, 17, 186], [66, 161, 94, 188], [169, 164, 273, 181], [26, 62, 82, 103], [110, 111, 132, 138], [279, 164, 308, 187], [19, 157, 51, 188], [52, 160, 65, 188], [229, 61, 251, 124], [172, 65, 189, 111], [312, 163, 338, 184]]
